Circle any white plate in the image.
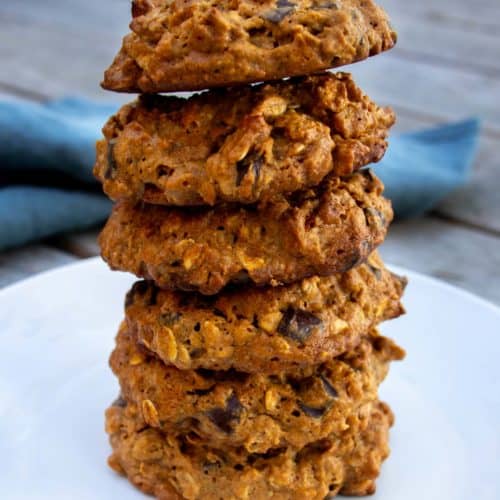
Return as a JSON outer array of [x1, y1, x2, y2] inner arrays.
[[0, 258, 499, 500]]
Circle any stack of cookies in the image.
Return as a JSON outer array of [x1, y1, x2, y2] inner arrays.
[[95, 1, 406, 498]]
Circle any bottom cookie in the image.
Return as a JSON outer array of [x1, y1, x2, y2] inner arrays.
[[105, 399, 394, 500]]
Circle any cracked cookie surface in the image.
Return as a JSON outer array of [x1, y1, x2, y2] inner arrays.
[[95, 73, 395, 206], [124, 251, 405, 373], [99, 170, 392, 295], [110, 322, 404, 453], [106, 394, 395, 499], [102, 0, 396, 93]]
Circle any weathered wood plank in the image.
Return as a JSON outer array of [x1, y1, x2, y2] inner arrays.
[[379, 0, 500, 32], [380, 217, 500, 305], [388, 25, 499, 77], [0, 246, 76, 289], [348, 55, 500, 137], [377, 3, 500, 75], [0, 1, 128, 102]]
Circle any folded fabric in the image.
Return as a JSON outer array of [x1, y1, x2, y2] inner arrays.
[[377, 118, 480, 218], [0, 98, 480, 252]]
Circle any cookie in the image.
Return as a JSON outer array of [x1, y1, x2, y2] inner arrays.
[[106, 396, 394, 499], [124, 251, 406, 373], [95, 73, 395, 206], [110, 322, 404, 453], [102, 0, 396, 93], [99, 170, 392, 295]]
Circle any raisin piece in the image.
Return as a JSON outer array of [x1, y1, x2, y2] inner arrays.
[[277, 308, 322, 343]]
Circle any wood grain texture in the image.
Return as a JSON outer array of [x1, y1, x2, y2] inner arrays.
[[0, 0, 129, 102], [381, 217, 500, 305], [348, 55, 500, 136], [379, 0, 500, 32], [379, 1, 500, 75]]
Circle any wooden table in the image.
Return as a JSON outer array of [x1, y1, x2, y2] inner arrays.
[[1, 0, 499, 304]]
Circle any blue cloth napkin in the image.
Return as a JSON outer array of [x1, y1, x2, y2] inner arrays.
[[0, 98, 480, 252]]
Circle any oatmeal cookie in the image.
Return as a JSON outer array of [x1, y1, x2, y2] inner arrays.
[[124, 251, 406, 373], [106, 395, 395, 499], [95, 73, 395, 206], [110, 323, 404, 453], [99, 170, 392, 295], [102, 0, 396, 93]]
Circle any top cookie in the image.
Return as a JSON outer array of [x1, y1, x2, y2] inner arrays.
[[102, 0, 397, 93]]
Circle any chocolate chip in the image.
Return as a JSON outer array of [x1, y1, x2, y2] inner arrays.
[[206, 393, 243, 433], [277, 308, 322, 343], [298, 401, 329, 418], [159, 311, 181, 326], [262, 1, 295, 23], [125, 281, 150, 308], [236, 151, 264, 187], [319, 374, 338, 399], [104, 139, 117, 179], [340, 248, 363, 272]]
